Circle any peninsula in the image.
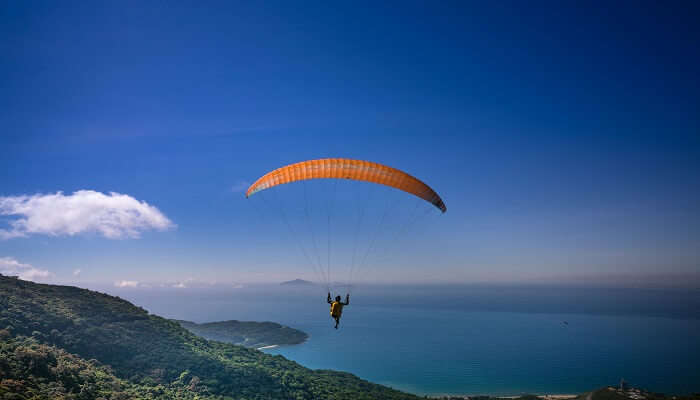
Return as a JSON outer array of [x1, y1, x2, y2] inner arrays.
[[176, 319, 308, 349]]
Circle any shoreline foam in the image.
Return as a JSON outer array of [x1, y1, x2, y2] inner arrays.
[[429, 394, 579, 399]]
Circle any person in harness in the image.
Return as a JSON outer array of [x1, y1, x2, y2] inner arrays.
[[327, 292, 350, 329]]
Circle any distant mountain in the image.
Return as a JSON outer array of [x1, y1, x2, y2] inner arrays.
[[0, 274, 418, 399], [280, 278, 316, 286], [176, 320, 308, 348]]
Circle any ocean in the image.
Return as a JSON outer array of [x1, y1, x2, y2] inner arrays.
[[110, 284, 700, 396]]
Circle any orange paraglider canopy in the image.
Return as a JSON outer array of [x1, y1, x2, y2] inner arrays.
[[246, 158, 446, 213]]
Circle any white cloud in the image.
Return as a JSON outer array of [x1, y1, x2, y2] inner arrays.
[[172, 282, 187, 288], [0, 257, 52, 282], [114, 280, 140, 288], [73, 269, 81, 276], [0, 190, 175, 239]]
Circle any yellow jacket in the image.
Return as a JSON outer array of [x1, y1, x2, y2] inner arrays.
[[330, 301, 344, 317]]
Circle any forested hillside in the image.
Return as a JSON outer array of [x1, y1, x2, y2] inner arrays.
[[0, 274, 418, 399]]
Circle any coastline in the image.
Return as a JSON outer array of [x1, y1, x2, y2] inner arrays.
[[257, 333, 310, 351], [428, 394, 579, 399]]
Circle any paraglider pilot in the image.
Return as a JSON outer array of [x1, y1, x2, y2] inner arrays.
[[327, 292, 349, 329]]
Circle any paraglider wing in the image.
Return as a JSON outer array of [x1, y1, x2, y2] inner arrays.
[[246, 158, 446, 213]]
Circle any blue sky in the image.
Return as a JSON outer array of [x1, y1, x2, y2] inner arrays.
[[1, 1, 699, 287]]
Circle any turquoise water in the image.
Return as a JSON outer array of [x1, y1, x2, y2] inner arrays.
[[114, 285, 700, 396]]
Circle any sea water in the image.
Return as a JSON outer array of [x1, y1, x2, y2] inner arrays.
[[112, 284, 700, 396]]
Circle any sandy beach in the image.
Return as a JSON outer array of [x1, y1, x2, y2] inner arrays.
[[430, 394, 579, 399]]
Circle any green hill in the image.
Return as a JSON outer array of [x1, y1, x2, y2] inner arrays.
[[176, 320, 308, 348], [0, 274, 418, 399]]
